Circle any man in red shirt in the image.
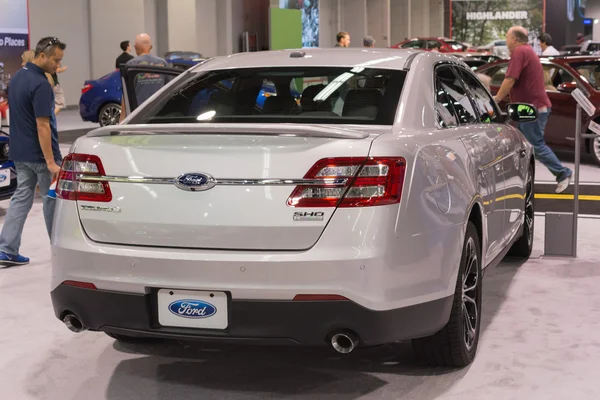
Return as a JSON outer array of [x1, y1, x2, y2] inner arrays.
[[494, 26, 572, 194]]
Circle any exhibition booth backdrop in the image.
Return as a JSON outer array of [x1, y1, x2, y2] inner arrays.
[[0, 0, 30, 116], [446, 0, 592, 51]]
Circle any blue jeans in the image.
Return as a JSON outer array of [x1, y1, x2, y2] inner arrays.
[[0, 162, 55, 255], [518, 109, 572, 182]]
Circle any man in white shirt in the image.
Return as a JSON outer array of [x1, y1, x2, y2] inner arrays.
[[539, 33, 560, 56]]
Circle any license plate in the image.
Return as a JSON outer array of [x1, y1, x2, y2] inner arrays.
[[157, 289, 228, 329], [0, 169, 10, 188]]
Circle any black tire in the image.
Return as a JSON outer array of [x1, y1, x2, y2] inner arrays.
[[411, 221, 482, 368], [590, 136, 600, 167], [98, 103, 121, 127], [507, 163, 534, 259]]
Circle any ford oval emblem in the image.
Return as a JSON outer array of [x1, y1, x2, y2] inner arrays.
[[175, 173, 216, 192], [0, 175, 6, 183], [168, 299, 217, 319]]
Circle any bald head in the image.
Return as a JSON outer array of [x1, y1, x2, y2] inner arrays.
[[506, 26, 529, 54], [134, 33, 153, 56]]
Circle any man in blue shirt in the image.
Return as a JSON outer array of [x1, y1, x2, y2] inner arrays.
[[0, 37, 66, 267]]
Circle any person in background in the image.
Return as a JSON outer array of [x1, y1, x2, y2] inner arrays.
[[494, 26, 572, 194], [119, 33, 168, 122], [363, 35, 376, 48], [539, 33, 560, 56], [51, 62, 67, 114], [576, 33, 585, 46], [115, 40, 134, 69], [430, 42, 441, 52], [0, 37, 66, 267], [335, 32, 350, 47]]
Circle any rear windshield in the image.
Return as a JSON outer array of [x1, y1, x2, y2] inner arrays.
[[129, 67, 407, 125], [570, 62, 600, 89]]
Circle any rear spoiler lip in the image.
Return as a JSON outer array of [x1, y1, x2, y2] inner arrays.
[[86, 123, 372, 140]]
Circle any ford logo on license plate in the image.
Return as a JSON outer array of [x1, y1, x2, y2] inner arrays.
[[175, 173, 216, 192], [168, 299, 217, 319]]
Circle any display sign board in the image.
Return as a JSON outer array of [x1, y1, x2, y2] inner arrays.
[[0, 0, 30, 109], [588, 121, 600, 136], [279, 0, 319, 48], [572, 88, 596, 117], [450, 0, 545, 54]]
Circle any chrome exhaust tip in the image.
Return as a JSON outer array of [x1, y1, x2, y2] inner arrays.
[[330, 332, 359, 354], [63, 314, 86, 333]]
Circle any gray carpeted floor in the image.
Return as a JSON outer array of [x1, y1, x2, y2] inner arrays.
[[1, 202, 599, 400]]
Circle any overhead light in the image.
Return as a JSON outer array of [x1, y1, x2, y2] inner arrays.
[[595, 19, 599, 24]]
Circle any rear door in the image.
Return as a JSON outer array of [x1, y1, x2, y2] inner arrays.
[[120, 65, 184, 115], [435, 64, 506, 261], [457, 66, 525, 240]]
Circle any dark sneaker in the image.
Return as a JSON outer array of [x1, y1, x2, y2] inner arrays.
[[0, 252, 30, 268]]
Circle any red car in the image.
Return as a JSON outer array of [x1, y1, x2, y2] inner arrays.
[[476, 55, 600, 166], [391, 37, 468, 53]]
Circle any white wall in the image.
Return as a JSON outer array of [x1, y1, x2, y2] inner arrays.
[[390, 0, 409, 46], [216, 0, 233, 55], [89, 0, 148, 78], [367, 0, 390, 47], [167, 0, 197, 51], [196, 0, 218, 57], [29, 0, 92, 109], [319, 0, 339, 47], [340, 0, 367, 47], [429, 0, 444, 38]]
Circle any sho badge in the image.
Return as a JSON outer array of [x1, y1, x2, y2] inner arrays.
[[294, 211, 325, 222], [80, 205, 121, 213]]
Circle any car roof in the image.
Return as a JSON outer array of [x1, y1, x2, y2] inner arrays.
[[192, 48, 425, 71]]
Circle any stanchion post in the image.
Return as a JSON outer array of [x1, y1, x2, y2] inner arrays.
[[569, 87, 595, 258], [573, 104, 581, 258]]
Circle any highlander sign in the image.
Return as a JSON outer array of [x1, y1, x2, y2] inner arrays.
[[451, 0, 545, 49], [466, 11, 529, 21]]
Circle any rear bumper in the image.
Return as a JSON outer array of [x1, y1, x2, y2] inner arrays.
[[51, 284, 453, 346]]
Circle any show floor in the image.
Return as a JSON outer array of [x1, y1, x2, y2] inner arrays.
[[0, 199, 599, 399]]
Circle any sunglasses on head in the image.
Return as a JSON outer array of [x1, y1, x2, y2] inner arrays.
[[35, 37, 62, 55]]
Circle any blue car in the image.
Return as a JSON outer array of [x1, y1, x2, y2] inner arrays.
[[79, 69, 122, 127], [0, 132, 17, 201]]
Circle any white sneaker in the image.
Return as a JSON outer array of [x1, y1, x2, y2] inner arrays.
[[556, 175, 571, 194]]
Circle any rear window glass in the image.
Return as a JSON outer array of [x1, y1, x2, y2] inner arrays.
[[570, 62, 600, 89], [130, 67, 406, 125]]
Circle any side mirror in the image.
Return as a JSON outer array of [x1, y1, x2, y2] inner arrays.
[[507, 103, 538, 122], [557, 82, 577, 93]]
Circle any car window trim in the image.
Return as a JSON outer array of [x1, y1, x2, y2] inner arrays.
[[433, 62, 462, 129], [454, 65, 502, 124]]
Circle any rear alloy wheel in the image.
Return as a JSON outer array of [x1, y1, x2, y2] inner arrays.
[[507, 163, 534, 259], [412, 221, 482, 368], [591, 136, 600, 167], [98, 103, 121, 127]]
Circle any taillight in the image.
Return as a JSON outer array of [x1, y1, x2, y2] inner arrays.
[[56, 153, 112, 202], [81, 83, 93, 94], [287, 157, 406, 208]]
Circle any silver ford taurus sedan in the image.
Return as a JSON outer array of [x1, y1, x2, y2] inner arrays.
[[51, 48, 536, 367]]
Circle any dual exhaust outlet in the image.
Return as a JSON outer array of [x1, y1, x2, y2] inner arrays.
[[330, 331, 359, 354], [63, 313, 360, 353], [63, 313, 87, 333]]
